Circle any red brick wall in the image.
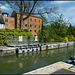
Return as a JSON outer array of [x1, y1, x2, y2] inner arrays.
[[28, 16, 42, 36], [16, 14, 42, 36], [3, 16, 15, 29], [23, 15, 29, 30]]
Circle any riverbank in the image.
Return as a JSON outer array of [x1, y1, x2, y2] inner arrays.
[[23, 61, 75, 74], [0, 42, 74, 56], [0, 46, 16, 56], [0, 47, 73, 74], [40, 42, 73, 51]]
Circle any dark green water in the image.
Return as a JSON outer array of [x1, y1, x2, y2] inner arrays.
[[0, 47, 73, 74]]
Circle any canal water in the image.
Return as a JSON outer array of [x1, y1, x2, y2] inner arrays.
[[0, 47, 73, 74]]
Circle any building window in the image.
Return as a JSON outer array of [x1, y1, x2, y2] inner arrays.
[[5, 19, 8, 22], [39, 20, 40, 23], [30, 30, 32, 32], [34, 30, 36, 32], [25, 18, 27, 20], [30, 18, 32, 21], [34, 35, 36, 36], [35, 25, 36, 28], [25, 24, 27, 27], [4, 14, 7, 17], [35, 19, 36, 22], [39, 26, 40, 28], [30, 25, 32, 27]]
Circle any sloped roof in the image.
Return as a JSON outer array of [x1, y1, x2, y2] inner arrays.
[[0, 15, 5, 24], [14, 10, 42, 19]]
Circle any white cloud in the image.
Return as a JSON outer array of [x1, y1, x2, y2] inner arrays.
[[62, 6, 75, 18], [38, 7, 44, 10], [0, 4, 10, 10], [56, 4, 75, 25], [69, 6, 75, 10], [1, 6, 8, 10], [69, 18, 75, 24], [50, 1, 72, 5], [5, 4, 9, 7]]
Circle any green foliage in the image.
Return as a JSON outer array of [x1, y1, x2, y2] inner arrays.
[[0, 29, 32, 45], [38, 14, 75, 42], [67, 24, 75, 36]]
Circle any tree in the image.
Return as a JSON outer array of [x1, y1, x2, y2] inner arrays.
[[6, 0, 41, 30], [67, 24, 74, 36], [50, 14, 69, 37], [37, 14, 71, 42], [6, 0, 58, 30], [0, 0, 58, 31]]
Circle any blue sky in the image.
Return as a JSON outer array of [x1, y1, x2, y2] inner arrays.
[[0, 1, 75, 26]]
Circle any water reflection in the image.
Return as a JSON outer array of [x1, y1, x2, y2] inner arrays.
[[0, 47, 73, 74]]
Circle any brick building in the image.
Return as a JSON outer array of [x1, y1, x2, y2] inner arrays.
[[11, 10, 42, 36], [0, 9, 42, 36], [0, 9, 15, 29]]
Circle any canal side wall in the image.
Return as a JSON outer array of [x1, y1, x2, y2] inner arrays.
[[0, 42, 74, 56], [0, 47, 16, 56], [41, 42, 74, 51]]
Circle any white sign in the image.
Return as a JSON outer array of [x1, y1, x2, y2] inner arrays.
[[35, 36, 38, 41], [19, 36, 23, 41]]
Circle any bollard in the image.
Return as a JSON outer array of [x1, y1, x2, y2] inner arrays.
[[67, 43, 69, 48], [38, 44, 39, 46], [46, 45, 48, 50], [58, 44, 60, 49], [16, 48, 18, 54], [40, 46, 41, 51]]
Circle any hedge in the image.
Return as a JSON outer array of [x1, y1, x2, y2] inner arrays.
[[0, 29, 32, 45]]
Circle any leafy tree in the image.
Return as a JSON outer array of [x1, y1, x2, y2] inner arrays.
[[50, 14, 69, 37], [6, 0, 40, 30], [5, 0, 57, 30], [67, 24, 74, 36], [38, 14, 71, 42]]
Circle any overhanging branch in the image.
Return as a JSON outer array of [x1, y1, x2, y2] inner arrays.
[[23, 0, 38, 21]]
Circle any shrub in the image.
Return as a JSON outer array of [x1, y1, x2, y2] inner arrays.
[[0, 29, 32, 45], [64, 37, 68, 42]]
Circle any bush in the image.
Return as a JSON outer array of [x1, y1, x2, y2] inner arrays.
[[66, 35, 74, 41], [64, 37, 68, 42], [23, 29, 29, 32], [0, 29, 32, 45]]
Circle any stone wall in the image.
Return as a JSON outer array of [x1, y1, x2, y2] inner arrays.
[[40, 42, 74, 51], [0, 47, 16, 56]]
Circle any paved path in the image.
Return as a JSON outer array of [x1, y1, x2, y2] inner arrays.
[[23, 61, 75, 75], [52, 68, 75, 74]]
